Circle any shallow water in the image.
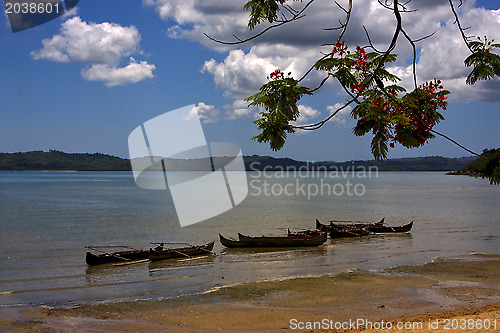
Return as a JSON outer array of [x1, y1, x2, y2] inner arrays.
[[0, 170, 498, 308]]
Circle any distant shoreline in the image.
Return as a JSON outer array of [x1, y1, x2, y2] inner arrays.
[[0, 150, 477, 172]]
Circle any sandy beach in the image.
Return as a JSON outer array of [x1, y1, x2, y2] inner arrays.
[[1, 253, 499, 332]]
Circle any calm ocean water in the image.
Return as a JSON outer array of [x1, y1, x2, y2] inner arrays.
[[0, 170, 499, 308]]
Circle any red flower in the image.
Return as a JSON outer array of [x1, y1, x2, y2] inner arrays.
[[270, 69, 281, 80]]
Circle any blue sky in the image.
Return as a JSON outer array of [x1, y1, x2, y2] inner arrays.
[[0, 0, 499, 161]]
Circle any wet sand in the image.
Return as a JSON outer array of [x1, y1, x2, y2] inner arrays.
[[1, 254, 499, 332]]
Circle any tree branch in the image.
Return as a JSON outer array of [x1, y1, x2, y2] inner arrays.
[[448, 0, 474, 53], [204, 0, 316, 45], [298, 0, 352, 85], [292, 99, 356, 130], [431, 130, 480, 156]]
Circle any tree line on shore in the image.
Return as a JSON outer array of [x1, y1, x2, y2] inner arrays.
[[0, 150, 484, 174]]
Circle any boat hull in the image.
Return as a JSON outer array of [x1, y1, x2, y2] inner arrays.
[[86, 250, 149, 266], [148, 241, 215, 261], [368, 221, 413, 233], [316, 219, 413, 237], [220, 232, 327, 248]]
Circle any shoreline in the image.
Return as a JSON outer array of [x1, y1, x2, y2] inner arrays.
[[1, 253, 499, 332]]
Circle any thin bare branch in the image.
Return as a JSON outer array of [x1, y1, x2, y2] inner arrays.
[[412, 30, 436, 43], [292, 99, 356, 130], [204, 0, 316, 45], [401, 28, 418, 89], [324, 19, 346, 31], [363, 25, 384, 54], [295, 0, 401, 132], [334, 1, 348, 14], [299, 0, 352, 84], [282, 4, 298, 16], [448, 0, 474, 52], [361, 0, 402, 93], [431, 130, 480, 156]]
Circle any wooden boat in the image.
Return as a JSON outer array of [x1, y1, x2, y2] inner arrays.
[[86, 241, 216, 265], [149, 241, 215, 261], [316, 218, 412, 235], [318, 218, 385, 230], [220, 232, 327, 248], [86, 246, 149, 266], [286, 228, 324, 237], [328, 224, 371, 238], [240, 230, 323, 240], [368, 221, 413, 233], [315, 219, 373, 238]]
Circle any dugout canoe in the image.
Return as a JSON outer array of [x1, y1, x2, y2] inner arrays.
[[316, 218, 385, 231], [220, 232, 327, 248], [149, 241, 215, 261], [368, 221, 413, 233], [86, 247, 149, 266]]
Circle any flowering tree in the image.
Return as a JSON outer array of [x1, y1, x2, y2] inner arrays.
[[207, 0, 500, 183]]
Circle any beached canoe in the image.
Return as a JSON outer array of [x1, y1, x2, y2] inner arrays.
[[368, 221, 413, 233], [316, 218, 385, 231], [315, 219, 372, 238], [86, 247, 149, 266], [286, 229, 325, 237], [148, 241, 215, 261], [329, 225, 371, 238], [316, 218, 413, 235], [220, 232, 327, 248]]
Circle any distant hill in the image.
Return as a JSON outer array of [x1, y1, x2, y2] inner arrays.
[[0, 150, 131, 171], [0, 150, 477, 172], [244, 155, 477, 172]]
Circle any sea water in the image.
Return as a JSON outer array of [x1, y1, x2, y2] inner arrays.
[[0, 170, 499, 308]]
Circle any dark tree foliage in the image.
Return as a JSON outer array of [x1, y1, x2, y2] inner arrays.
[[0, 151, 131, 171]]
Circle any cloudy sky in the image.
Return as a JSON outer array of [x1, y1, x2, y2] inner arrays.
[[1, 0, 499, 161]]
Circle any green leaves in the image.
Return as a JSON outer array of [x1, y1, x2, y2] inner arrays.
[[351, 79, 449, 160], [371, 130, 390, 161], [464, 148, 500, 185], [252, 113, 295, 151], [245, 70, 311, 151], [464, 37, 500, 85], [483, 148, 500, 185], [244, 0, 292, 30]]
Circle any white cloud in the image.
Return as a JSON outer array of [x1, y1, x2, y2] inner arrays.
[[185, 102, 221, 123], [406, 2, 500, 101], [223, 99, 260, 120], [143, 0, 251, 50], [147, 0, 500, 101], [327, 103, 352, 127], [81, 58, 155, 87], [202, 46, 320, 98], [32, 16, 141, 64], [31, 16, 155, 86], [61, 5, 78, 19], [202, 48, 279, 98], [291, 105, 321, 126]]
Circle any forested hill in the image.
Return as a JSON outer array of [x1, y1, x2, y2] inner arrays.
[[0, 151, 132, 171], [0, 150, 476, 171], [244, 155, 477, 171]]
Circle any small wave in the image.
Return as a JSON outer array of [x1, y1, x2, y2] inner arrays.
[[201, 269, 363, 295], [431, 256, 463, 263]]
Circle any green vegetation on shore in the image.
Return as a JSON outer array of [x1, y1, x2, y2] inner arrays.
[[0, 150, 477, 172], [0, 150, 131, 171], [244, 155, 476, 171], [447, 148, 500, 184]]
